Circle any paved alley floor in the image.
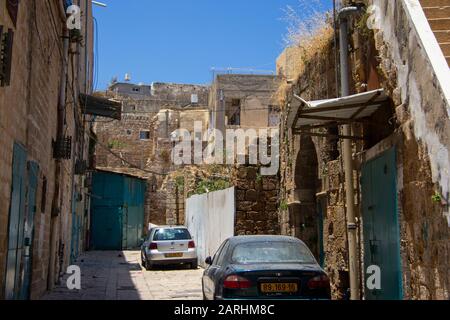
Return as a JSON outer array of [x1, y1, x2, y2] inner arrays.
[[41, 251, 204, 300]]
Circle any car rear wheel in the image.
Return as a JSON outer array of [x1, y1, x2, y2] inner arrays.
[[191, 261, 198, 269], [144, 259, 153, 271]]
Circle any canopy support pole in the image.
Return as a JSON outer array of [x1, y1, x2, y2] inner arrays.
[[339, 6, 361, 301]]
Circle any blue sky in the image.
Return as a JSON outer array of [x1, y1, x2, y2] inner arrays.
[[93, 0, 332, 90]]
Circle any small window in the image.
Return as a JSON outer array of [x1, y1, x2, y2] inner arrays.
[[140, 131, 150, 140], [132, 87, 140, 92]]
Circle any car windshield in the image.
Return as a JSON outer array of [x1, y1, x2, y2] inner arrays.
[[231, 241, 316, 264], [153, 228, 191, 241]]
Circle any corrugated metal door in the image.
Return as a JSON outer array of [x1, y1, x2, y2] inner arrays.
[[19, 161, 39, 300], [4, 143, 27, 300], [362, 147, 403, 300], [90, 206, 122, 250]]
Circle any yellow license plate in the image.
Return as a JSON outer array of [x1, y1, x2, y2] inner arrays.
[[165, 253, 183, 258], [261, 283, 298, 293]]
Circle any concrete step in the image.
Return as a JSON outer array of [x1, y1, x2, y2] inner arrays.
[[434, 30, 450, 42], [423, 6, 450, 19], [428, 17, 450, 30], [421, 0, 450, 8]]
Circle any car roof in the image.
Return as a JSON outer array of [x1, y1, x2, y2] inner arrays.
[[228, 235, 306, 245], [152, 226, 188, 229]]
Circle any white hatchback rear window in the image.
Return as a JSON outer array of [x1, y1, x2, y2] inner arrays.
[[153, 229, 192, 241]]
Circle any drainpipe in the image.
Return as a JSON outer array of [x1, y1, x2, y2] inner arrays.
[[48, 0, 70, 290], [339, 5, 362, 301]]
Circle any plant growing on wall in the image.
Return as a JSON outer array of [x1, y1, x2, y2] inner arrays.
[[175, 176, 185, 191], [189, 178, 231, 197], [108, 140, 127, 149], [280, 200, 289, 211], [432, 192, 443, 204]]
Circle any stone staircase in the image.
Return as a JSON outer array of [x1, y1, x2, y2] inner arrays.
[[420, 0, 450, 67]]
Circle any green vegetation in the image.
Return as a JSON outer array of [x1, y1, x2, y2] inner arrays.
[[432, 192, 443, 204], [280, 200, 289, 211], [189, 178, 231, 197], [108, 140, 127, 149]]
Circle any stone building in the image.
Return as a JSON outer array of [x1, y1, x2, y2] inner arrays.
[[0, 0, 99, 299], [209, 74, 282, 134], [94, 82, 210, 227], [277, 0, 450, 300]]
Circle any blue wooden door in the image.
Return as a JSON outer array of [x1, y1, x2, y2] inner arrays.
[[4, 143, 27, 300], [19, 161, 39, 300], [361, 148, 402, 300]]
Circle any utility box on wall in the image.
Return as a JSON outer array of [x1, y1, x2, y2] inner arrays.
[[90, 171, 146, 250]]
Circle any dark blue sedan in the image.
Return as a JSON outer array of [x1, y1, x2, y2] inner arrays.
[[202, 236, 331, 300]]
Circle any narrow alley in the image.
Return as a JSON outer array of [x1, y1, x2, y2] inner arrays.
[[1, 0, 450, 305], [41, 252, 203, 300]]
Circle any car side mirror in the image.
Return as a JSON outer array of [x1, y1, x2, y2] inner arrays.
[[205, 256, 213, 265]]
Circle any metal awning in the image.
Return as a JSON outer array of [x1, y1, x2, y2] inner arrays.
[[80, 94, 122, 120], [287, 89, 389, 130]]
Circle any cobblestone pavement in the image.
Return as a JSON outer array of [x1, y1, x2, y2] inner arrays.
[[41, 251, 204, 300]]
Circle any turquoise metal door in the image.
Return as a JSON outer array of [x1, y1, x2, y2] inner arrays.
[[361, 148, 402, 300], [90, 206, 123, 250], [4, 143, 27, 300], [19, 161, 39, 300]]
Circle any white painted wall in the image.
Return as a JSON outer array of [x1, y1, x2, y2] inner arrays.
[[185, 187, 235, 267]]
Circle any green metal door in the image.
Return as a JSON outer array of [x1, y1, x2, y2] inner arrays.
[[90, 206, 123, 250], [19, 161, 39, 300], [4, 143, 27, 300], [361, 147, 402, 300]]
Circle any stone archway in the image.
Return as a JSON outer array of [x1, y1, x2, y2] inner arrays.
[[290, 136, 321, 259]]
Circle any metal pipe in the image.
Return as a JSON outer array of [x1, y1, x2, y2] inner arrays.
[[338, 5, 361, 301], [48, 11, 70, 290]]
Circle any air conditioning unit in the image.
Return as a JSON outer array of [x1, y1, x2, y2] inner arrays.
[[191, 94, 199, 104]]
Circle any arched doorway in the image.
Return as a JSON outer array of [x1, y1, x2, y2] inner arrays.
[[289, 136, 321, 259]]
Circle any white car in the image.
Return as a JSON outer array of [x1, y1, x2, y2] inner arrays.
[[141, 226, 198, 270]]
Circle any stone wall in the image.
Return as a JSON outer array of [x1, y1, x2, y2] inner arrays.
[[0, 0, 93, 299], [369, 0, 450, 299], [235, 166, 280, 236], [277, 0, 450, 300]]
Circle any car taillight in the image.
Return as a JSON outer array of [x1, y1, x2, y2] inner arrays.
[[188, 240, 195, 248], [223, 275, 252, 289], [307, 274, 330, 289], [149, 242, 158, 250]]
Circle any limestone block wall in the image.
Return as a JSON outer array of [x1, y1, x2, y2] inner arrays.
[[234, 166, 280, 236]]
